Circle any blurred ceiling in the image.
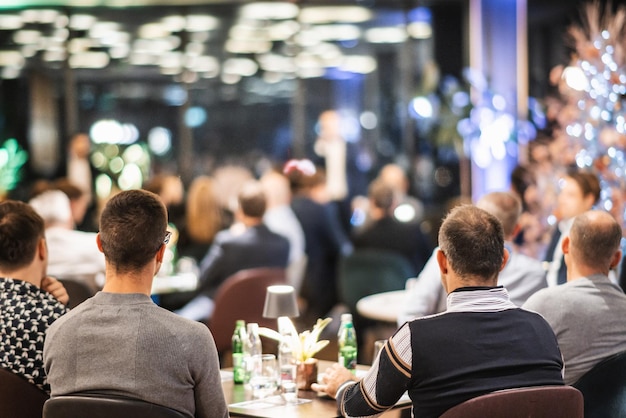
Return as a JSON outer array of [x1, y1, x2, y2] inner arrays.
[[0, 1, 447, 85]]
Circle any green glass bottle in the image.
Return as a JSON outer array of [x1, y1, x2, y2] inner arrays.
[[338, 313, 357, 372], [232, 319, 246, 384]]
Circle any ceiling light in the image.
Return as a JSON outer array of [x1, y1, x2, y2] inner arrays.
[[313, 24, 361, 41], [69, 51, 110, 68], [225, 39, 272, 54], [299, 6, 372, 24], [68, 38, 92, 54], [365, 27, 407, 44], [407, 22, 432, 39], [129, 52, 156, 66], [268, 20, 300, 41], [188, 55, 219, 73], [69, 14, 96, 31], [240, 2, 299, 20], [161, 15, 186, 32], [159, 51, 183, 70], [138, 23, 169, 39], [0, 15, 23, 30], [0, 51, 24, 67], [110, 44, 130, 59], [13, 30, 41, 45], [90, 22, 121, 39], [43, 49, 66, 62], [229, 24, 267, 41], [1, 67, 20, 79], [223, 58, 258, 77], [257, 54, 296, 73], [340, 55, 377, 74], [186, 15, 219, 32]]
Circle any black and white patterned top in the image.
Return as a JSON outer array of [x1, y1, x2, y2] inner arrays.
[[0, 278, 68, 393]]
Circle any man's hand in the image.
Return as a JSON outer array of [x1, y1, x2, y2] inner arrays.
[[41, 276, 70, 306], [311, 363, 359, 399]]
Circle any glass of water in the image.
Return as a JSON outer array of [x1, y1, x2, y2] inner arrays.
[[249, 354, 279, 399]]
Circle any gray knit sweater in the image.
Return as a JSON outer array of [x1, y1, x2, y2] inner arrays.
[[44, 292, 228, 418]]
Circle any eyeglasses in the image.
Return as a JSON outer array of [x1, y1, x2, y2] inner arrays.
[[163, 231, 172, 245]]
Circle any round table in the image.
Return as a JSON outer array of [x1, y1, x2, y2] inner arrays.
[[356, 290, 408, 323]]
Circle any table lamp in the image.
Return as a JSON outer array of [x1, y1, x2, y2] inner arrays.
[[263, 284, 299, 341]]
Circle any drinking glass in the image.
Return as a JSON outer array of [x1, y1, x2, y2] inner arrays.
[[249, 354, 279, 399]]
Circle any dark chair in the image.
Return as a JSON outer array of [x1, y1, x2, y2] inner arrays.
[[573, 349, 626, 418], [0, 367, 49, 418], [439, 385, 583, 418], [43, 394, 189, 418], [58, 278, 96, 309], [337, 249, 414, 315], [207, 267, 287, 359], [337, 249, 414, 360]]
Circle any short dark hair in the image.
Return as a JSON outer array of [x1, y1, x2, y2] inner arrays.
[[438, 205, 504, 282], [0, 200, 44, 272], [567, 169, 601, 204], [570, 211, 622, 272], [368, 179, 395, 212], [99, 189, 168, 273], [238, 181, 267, 218]]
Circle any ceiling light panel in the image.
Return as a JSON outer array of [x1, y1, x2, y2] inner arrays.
[[299, 6, 373, 24], [239, 2, 299, 20]]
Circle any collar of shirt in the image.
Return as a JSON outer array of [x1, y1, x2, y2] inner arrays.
[[446, 286, 517, 313]]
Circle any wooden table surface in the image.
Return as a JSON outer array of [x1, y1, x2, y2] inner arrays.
[[222, 360, 411, 417]]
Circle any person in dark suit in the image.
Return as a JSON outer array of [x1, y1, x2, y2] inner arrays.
[[352, 179, 432, 276], [176, 181, 290, 321]]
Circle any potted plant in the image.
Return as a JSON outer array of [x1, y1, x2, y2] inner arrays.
[[260, 317, 332, 390]]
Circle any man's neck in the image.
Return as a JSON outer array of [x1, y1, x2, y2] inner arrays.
[[0, 265, 43, 288], [102, 267, 154, 296]]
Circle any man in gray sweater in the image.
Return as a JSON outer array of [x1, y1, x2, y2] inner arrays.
[[523, 210, 626, 385], [44, 189, 229, 418]]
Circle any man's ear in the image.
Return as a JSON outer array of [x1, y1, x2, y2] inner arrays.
[[561, 236, 570, 255], [156, 244, 166, 263], [38, 238, 47, 261], [499, 247, 510, 272], [436, 249, 448, 275], [96, 233, 104, 253], [610, 250, 623, 270]]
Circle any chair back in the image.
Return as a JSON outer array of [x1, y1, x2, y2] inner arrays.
[[439, 385, 583, 418], [207, 267, 287, 355], [573, 349, 626, 418], [43, 395, 188, 418], [337, 249, 414, 314], [58, 278, 96, 308], [0, 368, 49, 418]]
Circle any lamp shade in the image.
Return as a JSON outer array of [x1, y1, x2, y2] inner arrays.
[[263, 285, 299, 318]]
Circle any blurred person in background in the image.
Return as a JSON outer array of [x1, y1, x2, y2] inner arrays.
[[175, 181, 289, 321], [260, 169, 306, 293], [543, 169, 600, 287], [352, 179, 432, 277], [29, 190, 105, 290], [286, 159, 352, 326]]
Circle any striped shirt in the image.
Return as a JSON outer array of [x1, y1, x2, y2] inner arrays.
[[336, 287, 564, 418]]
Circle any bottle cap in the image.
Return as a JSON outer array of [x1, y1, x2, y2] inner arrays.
[[341, 313, 353, 322]]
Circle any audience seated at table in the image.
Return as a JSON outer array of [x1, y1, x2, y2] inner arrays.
[[398, 191, 547, 324], [286, 161, 352, 326], [0, 200, 69, 394], [43, 189, 229, 418], [175, 180, 290, 322], [312, 204, 564, 418], [352, 179, 432, 277], [176, 175, 226, 264], [523, 210, 626, 384], [29, 190, 105, 288], [377, 163, 425, 224], [260, 169, 306, 292]]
